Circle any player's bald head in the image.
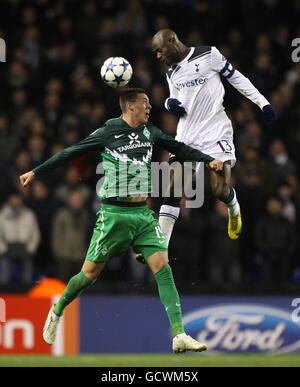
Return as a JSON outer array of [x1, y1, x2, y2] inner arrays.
[[152, 29, 179, 47], [152, 29, 186, 65]]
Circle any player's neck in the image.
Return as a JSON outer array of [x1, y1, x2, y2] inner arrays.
[[177, 44, 191, 62], [122, 114, 142, 128]]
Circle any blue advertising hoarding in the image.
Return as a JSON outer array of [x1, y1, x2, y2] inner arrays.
[[80, 296, 300, 354]]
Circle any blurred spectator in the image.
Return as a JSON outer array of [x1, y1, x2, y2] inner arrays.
[[254, 197, 296, 286], [236, 146, 269, 189], [277, 182, 297, 224], [14, 150, 32, 177], [28, 117, 47, 138], [116, 0, 149, 43], [90, 102, 106, 128], [51, 190, 91, 282], [8, 61, 29, 88], [268, 139, 297, 185], [22, 26, 40, 71], [0, 164, 15, 208], [235, 147, 269, 252], [237, 122, 264, 153], [0, 114, 20, 162], [11, 88, 28, 114], [27, 180, 58, 275], [46, 78, 64, 96], [250, 52, 275, 95], [21, 7, 37, 27], [43, 92, 62, 130], [54, 165, 92, 204], [27, 135, 48, 167], [134, 57, 153, 89], [0, 192, 40, 284]]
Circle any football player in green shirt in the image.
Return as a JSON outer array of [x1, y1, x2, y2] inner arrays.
[[20, 88, 223, 353]]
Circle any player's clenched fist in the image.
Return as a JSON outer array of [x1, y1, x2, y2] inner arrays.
[[20, 171, 35, 187], [208, 160, 223, 172]]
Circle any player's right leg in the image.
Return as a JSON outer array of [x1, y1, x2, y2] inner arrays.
[[43, 202, 135, 344], [43, 261, 105, 345]]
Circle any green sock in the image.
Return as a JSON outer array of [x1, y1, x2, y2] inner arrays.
[[154, 264, 184, 337], [53, 271, 94, 316]]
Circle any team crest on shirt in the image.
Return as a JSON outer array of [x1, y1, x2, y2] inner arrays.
[[143, 127, 150, 139], [195, 63, 200, 72]]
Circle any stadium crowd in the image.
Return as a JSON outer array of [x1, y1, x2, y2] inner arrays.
[[0, 0, 299, 293]]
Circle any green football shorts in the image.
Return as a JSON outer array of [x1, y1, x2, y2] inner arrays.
[[85, 203, 168, 263]]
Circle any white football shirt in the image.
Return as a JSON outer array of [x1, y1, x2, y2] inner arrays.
[[166, 46, 270, 159]]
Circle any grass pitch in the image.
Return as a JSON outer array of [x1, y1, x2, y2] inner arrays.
[[0, 354, 299, 367]]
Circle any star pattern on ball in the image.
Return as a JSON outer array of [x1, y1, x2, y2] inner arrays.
[[120, 60, 129, 71], [101, 57, 132, 88]]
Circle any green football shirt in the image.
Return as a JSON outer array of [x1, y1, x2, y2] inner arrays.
[[33, 117, 214, 200]]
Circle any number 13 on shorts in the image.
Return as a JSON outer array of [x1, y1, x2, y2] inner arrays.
[[217, 140, 233, 153]]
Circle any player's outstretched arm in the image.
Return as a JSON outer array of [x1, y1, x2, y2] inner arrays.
[[212, 47, 276, 124], [20, 171, 35, 187], [26, 128, 106, 178], [225, 69, 276, 124]]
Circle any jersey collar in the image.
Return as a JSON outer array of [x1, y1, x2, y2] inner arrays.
[[176, 47, 195, 66]]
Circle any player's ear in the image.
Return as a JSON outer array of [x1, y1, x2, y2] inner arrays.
[[128, 102, 134, 112]]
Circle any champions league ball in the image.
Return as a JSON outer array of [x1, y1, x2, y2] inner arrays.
[[101, 57, 133, 88]]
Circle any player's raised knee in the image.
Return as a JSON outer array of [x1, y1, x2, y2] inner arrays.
[[147, 251, 169, 274]]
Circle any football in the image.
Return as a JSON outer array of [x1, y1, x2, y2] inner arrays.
[[100, 57, 133, 88]]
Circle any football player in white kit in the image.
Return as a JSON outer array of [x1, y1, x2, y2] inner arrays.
[[152, 29, 276, 244]]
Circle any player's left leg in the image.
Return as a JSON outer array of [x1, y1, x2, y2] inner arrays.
[[43, 261, 105, 344], [210, 161, 242, 239], [146, 251, 207, 353], [133, 209, 206, 352]]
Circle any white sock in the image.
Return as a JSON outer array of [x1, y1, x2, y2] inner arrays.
[[159, 205, 180, 245], [226, 188, 240, 217]]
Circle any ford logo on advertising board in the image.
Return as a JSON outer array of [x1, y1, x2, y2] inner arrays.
[[183, 304, 300, 354]]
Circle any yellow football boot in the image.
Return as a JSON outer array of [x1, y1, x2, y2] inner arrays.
[[228, 211, 242, 240]]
